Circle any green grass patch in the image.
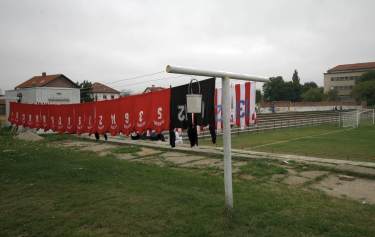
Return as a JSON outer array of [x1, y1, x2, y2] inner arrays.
[[202, 124, 375, 162], [1, 130, 375, 236], [111, 145, 141, 154], [240, 160, 288, 178]]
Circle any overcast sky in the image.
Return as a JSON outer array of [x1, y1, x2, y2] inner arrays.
[[1, 0, 374, 93]]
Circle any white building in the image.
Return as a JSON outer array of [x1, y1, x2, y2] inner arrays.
[[89, 82, 120, 101], [5, 73, 80, 126]]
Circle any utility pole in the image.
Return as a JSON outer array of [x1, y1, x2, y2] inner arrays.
[[166, 65, 268, 210]]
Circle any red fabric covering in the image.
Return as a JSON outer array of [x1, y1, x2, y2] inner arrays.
[[33, 104, 42, 129], [119, 96, 134, 136], [65, 105, 75, 134], [75, 103, 85, 134], [133, 93, 151, 134], [8, 88, 173, 136], [150, 89, 170, 133], [41, 104, 50, 131], [108, 99, 120, 136], [95, 100, 111, 134], [26, 104, 34, 128], [49, 105, 58, 132]]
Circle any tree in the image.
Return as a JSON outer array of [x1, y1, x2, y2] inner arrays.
[[357, 70, 375, 83], [78, 80, 93, 102], [263, 76, 289, 101], [256, 89, 262, 104], [292, 69, 300, 85], [302, 87, 324, 102], [302, 82, 318, 93], [290, 69, 302, 102], [352, 71, 375, 106], [325, 89, 339, 101]]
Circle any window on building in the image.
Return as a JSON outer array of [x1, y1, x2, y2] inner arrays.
[[111, 95, 115, 99], [103, 95, 107, 100]]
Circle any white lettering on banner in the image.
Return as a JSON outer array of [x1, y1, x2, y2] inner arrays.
[[77, 116, 82, 129], [58, 116, 62, 126], [110, 114, 117, 129], [50, 116, 54, 125], [111, 114, 116, 124], [137, 110, 146, 127], [28, 114, 32, 122], [123, 113, 131, 129], [67, 117, 72, 129], [88, 116, 93, 129], [157, 107, 163, 120], [42, 115, 46, 124], [98, 115, 104, 129], [178, 105, 186, 122], [35, 115, 39, 123], [139, 111, 143, 122], [153, 107, 165, 126]]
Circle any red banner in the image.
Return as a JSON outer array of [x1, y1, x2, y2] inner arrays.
[[42, 104, 50, 131], [150, 89, 170, 133], [8, 88, 172, 136], [119, 96, 134, 136], [133, 93, 151, 134]]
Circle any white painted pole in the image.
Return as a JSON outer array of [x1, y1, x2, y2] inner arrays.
[[222, 76, 233, 209], [165, 65, 269, 210], [372, 109, 374, 125], [166, 65, 269, 83]]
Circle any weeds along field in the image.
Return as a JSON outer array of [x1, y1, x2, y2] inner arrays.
[[1, 128, 375, 237]]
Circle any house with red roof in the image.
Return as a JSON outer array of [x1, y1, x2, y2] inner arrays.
[[4, 72, 80, 125], [89, 82, 120, 101]]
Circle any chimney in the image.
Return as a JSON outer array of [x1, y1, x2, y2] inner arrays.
[[42, 72, 46, 77]]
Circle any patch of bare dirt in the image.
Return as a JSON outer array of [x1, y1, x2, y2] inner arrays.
[[312, 175, 375, 204], [271, 174, 287, 181], [80, 143, 117, 152], [136, 147, 162, 157], [15, 131, 44, 142], [160, 152, 187, 158], [238, 174, 255, 180], [180, 158, 223, 169], [299, 171, 329, 179], [58, 141, 94, 148], [115, 153, 136, 160], [164, 155, 206, 165], [282, 175, 310, 186]]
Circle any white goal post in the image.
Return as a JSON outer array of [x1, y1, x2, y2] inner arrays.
[[339, 109, 375, 128]]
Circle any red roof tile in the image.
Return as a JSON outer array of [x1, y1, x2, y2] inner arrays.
[[90, 82, 120, 94], [15, 73, 77, 89], [327, 62, 375, 73]]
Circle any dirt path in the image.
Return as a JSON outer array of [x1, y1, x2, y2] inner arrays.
[[53, 138, 375, 205]]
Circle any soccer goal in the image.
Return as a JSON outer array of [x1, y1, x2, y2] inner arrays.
[[339, 109, 375, 128]]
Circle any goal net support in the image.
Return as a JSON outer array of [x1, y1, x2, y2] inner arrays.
[[339, 109, 375, 128]]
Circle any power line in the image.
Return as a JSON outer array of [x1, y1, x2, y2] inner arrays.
[[104, 71, 164, 85], [118, 75, 188, 89], [119, 75, 212, 91]]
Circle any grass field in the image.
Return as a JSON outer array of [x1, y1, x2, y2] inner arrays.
[[1, 129, 375, 236], [202, 124, 375, 162]]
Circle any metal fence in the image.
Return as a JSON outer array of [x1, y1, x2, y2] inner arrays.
[[183, 111, 342, 140]]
